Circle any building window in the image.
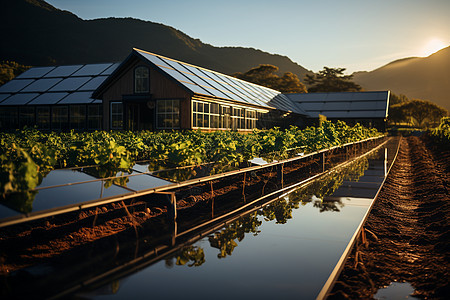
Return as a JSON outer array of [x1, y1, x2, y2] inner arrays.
[[210, 103, 220, 128], [110, 102, 123, 130], [135, 66, 149, 93], [36, 106, 50, 130], [231, 107, 245, 130], [19, 107, 35, 129], [193, 100, 221, 129], [246, 109, 257, 129], [157, 99, 180, 129], [221, 105, 231, 129], [88, 104, 102, 130], [0, 107, 18, 130], [70, 105, 86, 131], [52, 105, 69, 131]]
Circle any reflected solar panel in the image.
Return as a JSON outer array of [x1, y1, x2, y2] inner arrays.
[[100, 62, 121, 75], [58, 92, 95, 104], [0, 93, 39, 105], [15, 67, 55, 79], [77, 76, 109, 91], [21, 78, 62, 92], [50, 77, 91, 92], [28, 92, 69, 105], [44, 65, 83, 77], [0, 79, 35, 93], [0, 94, 11, 103], [71, 64, 112, 76]]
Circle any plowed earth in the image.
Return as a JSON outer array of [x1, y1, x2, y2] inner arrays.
[[329, 136, 450, 299]]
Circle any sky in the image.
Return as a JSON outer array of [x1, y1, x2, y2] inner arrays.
[[45, 0, 450, 74]]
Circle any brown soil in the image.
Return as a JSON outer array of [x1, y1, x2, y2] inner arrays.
[[329, 136, 450, 299]]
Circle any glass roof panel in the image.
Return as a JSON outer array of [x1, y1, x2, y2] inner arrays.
[[15, 67, 56, 79], [0, 93, 11, 103], [214, 74, 269, 106], [71, 64, 113, 76], [158, 67, 213, 96], [0, 79, 35, 93], [100, 62, 121, 75], [0, 93, 39, 105], [21, 78, 62, 92], [28, 92, 69, 105], [138, 52, 175, 69], [77, 76, 109, 91], [58, 92, 95, 104], [49, 77, 92, 92], [43, 65, 83, 78]]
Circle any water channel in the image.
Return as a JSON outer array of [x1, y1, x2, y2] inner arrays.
[[0, 138, 400, 299], [62, 138, 398, 299]]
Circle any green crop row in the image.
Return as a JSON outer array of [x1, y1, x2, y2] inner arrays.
[[429, 117, 450, 148], [0, 120, 382, 194]]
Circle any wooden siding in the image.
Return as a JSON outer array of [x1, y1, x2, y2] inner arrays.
[[100, 56, 192, 129]]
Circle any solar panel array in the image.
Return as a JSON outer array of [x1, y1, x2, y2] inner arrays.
[[0, 63, 120, 106], [134, 49, 304, 114], [284, 91, 389, 118]]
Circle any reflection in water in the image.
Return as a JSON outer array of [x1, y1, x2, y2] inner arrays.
[[169, 151, 378, 265], [208, 212, 262, 258], [165, 246, 206, 267]]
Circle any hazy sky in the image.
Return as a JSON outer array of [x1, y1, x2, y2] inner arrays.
[[46, 0, 450, 73]]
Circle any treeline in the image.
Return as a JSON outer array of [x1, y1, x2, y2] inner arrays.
[[0, 61, 30, 86], [388, 93, 448, 128]]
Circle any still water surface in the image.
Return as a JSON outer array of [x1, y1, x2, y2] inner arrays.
[[74, 140, 398, 299]]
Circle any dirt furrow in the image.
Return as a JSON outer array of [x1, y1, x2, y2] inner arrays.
[[329, 136, 449, 299]]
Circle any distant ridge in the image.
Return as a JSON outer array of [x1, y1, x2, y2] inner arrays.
[[0, 0, 311, 79], [353, 46, 450, 111]]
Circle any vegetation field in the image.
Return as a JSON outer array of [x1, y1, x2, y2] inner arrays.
[[0, 120, 381, 194]]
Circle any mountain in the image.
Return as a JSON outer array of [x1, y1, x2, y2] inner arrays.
[[0, 0, 311, 79], [353, 46, 450, 111]]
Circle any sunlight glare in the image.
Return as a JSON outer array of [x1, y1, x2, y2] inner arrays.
[[420, 38, 447, 57]]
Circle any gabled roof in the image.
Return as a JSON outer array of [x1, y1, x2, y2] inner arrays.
[[284, 91, 390, 119], [94, 48, 306, 114], [0, 63, 120, 106]]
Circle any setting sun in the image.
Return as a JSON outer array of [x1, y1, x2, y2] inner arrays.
[[420, 38, 447, 57]]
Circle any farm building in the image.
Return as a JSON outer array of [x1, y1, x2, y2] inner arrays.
[[284, 91, 390, 131], [0, 48, 389, 131]]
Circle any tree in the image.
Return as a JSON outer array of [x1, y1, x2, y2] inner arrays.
[[0, 61, 31, 86], [233, 64, 307, 93], [389, 99, 448, 128], [304, 67, 362, 92]]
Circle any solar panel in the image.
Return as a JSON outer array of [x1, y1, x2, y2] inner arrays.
[[28, 92, 69, 105], [77, 76, 109, 91], [21, 78, 62, 92], [71, 63, 113, 76], [0, 93, 11, 103], [44, 65, 83, 78], [15, 67, 56, 79], [49, 77, 91, 92], [0, 79, 35, 93], [100, 62, 121, 75], [58, 92, 95, 104], [211, 73, 268, 107], [0, 93, 39, 105]]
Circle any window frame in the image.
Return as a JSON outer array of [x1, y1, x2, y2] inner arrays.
[[134, 66, 150, 94], [156, 99, 181, 129], [110, 101, 124, 130]]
